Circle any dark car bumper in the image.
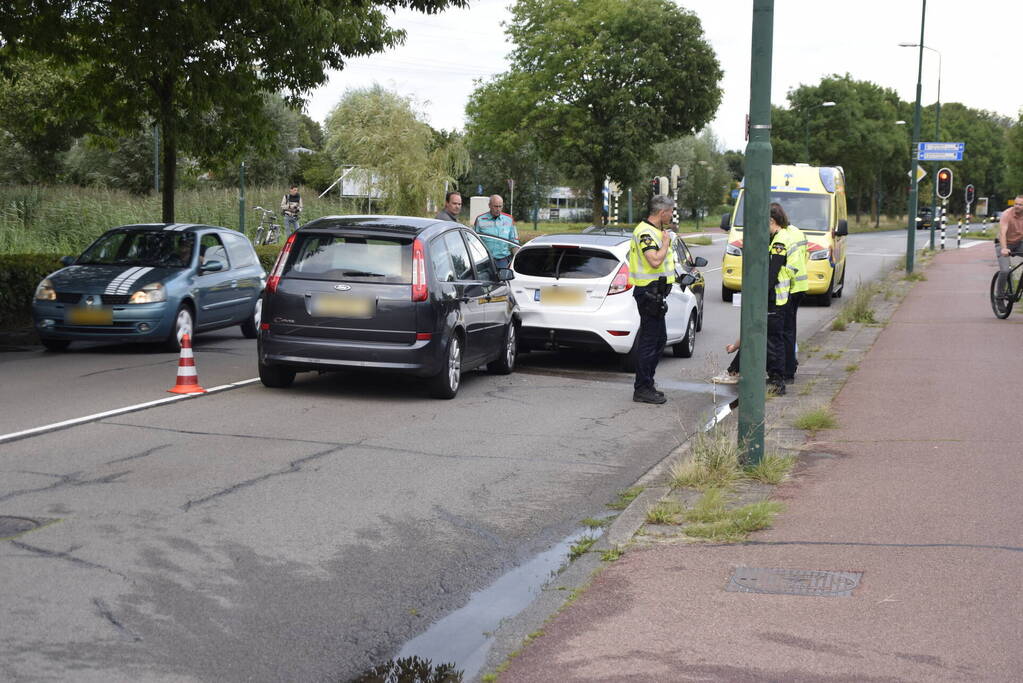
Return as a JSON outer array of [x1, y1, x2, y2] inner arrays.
[[259, 329, 448, 377], [32, 301, 175, 343]]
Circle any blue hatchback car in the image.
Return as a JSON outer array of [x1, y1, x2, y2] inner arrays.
[[32, 223, 265, 351]]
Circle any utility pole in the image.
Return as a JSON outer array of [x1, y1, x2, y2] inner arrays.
[[238, 161, 246, 235], [905, 0, 927, 273], [738, 0, 774, 466]]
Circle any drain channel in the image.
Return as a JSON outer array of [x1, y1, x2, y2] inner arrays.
[[394, 525, 600, 680]]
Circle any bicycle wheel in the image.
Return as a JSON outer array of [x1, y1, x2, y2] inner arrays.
[[990, 271, 1013, 319], [254, 226, 265, 246]]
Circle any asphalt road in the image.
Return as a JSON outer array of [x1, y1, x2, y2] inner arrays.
[[0, 229, 971, 681]]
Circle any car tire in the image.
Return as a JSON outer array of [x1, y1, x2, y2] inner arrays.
[[164, 304, 195, 352], [695, 294, 704, 332], [240, 297, 261, 339], [833, 266, 845, 299], [722, 284, 734, 303], [41, 338, 71, 352], [672, 312, 697, 358], [815, 275, 834, 307], [258, 359, 296, 388], [428, 333, 462, 399], [487, 322, 517, 375]]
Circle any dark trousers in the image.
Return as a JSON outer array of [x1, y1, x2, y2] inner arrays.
[[782, 291, 803, 378], [633, 287, 667, 391], [767, 306, 787, 380]]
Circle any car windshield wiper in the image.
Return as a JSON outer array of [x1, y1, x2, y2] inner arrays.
[[341, 270, 387, 277]]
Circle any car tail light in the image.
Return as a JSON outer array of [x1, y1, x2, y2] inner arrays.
[[412, 238, 428, 302], [607, 330, 631, 336], [607, 262, 632, 295], [416, 332, 432, 341], [266, 233, 296, 294]]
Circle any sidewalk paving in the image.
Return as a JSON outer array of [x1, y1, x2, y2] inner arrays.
[[494, 245, 1023, 681]]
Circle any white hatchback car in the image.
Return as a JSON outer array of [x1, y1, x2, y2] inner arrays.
[[511, 230, 706, 370]]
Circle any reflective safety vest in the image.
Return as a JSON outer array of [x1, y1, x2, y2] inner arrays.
[[783, 224, 809, 294], [769, 229, 797, 307], [627, 221, 675, 286]]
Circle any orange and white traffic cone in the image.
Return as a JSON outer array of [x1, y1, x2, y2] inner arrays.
[[168, 333, 206, 394]]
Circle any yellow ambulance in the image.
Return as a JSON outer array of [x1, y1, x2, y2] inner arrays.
[[720, 164, 848, 307]]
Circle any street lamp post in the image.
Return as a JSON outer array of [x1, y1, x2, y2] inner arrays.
[[695, 160, 710, 229], [803, 101, 836, 163], [904, 0, 927, 274], [900, 41, 941, 249]]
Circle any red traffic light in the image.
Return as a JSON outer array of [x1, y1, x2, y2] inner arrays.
[[936, 167, 953, 199]]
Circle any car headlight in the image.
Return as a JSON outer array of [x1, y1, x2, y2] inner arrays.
[[34, 278, 56, 301], [128, 282, 167, 304], [725, 244, 742, 256], [809, 248, 831, 261]]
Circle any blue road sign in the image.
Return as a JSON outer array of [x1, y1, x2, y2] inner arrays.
[[917, 142, 964, 162]]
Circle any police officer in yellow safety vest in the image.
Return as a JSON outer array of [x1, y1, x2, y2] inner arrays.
[[779, 204, 808, 384], [767, 203, 797, 396], [628, 195, 677, 404]]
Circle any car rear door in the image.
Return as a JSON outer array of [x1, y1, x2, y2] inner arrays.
[[462, 230, 511, 350], [437, 230, 490, 365], [270, 230, 417, 345]]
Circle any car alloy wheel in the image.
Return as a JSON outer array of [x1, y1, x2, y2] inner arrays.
[[447, 335, 462, 391], [241, 298, 261, 338], [487, 323, 516, 375]]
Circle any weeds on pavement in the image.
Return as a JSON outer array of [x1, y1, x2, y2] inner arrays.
[[568, 536, 596, 559], [606, 486, 643, 510], [793, 404, 838, 431], [744, 454, 795, 484], [669, 429, 742, 490], [645, 500, 685, 525]]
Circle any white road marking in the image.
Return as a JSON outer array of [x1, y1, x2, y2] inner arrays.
[[0, 378, 260, 445]]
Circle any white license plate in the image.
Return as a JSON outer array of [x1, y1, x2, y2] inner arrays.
[[311, 294, 374, 318], [539, 287, 585, 306], [67, 307, 113, 325]]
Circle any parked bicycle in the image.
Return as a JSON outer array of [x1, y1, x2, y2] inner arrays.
[[253, 206, 282, 246], [989, 240, 1023, 319]]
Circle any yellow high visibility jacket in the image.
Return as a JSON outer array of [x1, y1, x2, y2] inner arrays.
[[783, 224, 809, 294], [769, 229, 796, 308], [627, 220, 675, 286]]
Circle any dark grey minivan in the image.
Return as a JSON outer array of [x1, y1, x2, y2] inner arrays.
[[257, 216, 519, 398]]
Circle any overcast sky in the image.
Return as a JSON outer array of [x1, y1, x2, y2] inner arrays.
[[305, 0, 1022, 152]]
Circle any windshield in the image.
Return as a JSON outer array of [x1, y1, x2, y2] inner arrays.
[[78, 230, 196, 267], [734, 192, 832, 232]]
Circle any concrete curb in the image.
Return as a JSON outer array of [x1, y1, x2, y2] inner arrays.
[[480, 258, 922, 681]]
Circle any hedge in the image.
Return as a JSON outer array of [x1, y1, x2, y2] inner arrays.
[[0, 254, 64, 329], [0, 247, 285, 332]]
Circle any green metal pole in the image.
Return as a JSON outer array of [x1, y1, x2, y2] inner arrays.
[[929, 79, 941, 250], [153, 124, 160, 193], [905, 0, 926, 273], [738, 0, 774, 466], [239, 161, 246, 235], [627, 188, 633, 224]]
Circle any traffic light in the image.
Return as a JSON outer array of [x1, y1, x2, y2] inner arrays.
[[651, 178, 660, 196], [936, 167, 953, 199], [965, 184, 975, 206]]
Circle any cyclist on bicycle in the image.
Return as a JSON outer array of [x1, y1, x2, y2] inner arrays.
[[281, 185, 303, 236]]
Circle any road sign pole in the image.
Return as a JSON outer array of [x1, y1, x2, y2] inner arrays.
[[738, 0, 773, 466]]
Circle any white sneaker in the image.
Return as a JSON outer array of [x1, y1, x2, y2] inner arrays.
[[711, 371, 740, 384]]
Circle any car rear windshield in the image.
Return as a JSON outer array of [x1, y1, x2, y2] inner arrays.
[[515, 246, 619, 279], [283, 233, 411, 283], [734, 193, 832, 232], [78, 230, 195, 267]]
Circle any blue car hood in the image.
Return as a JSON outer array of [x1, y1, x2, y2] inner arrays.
[[48, 264, 184, 295]]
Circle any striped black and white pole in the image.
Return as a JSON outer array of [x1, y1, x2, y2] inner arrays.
[[672, 189, 679, 225], [939, 201, 947, 250], [611, 194, 618, 224], [956, 217, 962, 248]]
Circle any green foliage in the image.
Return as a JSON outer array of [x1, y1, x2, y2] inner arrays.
[[683, 500, 784, 542], [466, 0, 722, 219], [833, 282, 877, 328], [645, 500, 685, 525], [580, 517, 612, 529], [669, 429, 742, 490], [600, 546, 623, 562], [793, 405, 838, 431], [350, 655, 463, 683], [606, 486, 644, 510], [568, 536, 596, 559], [325, 86, 469, 216], [0, 253, 62, 329], [0, 0, 467, 220], [744, 455, 796, 485]]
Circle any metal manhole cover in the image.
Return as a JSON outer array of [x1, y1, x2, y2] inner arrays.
[[726, 567, 862, 597], [0, 516, 42, 540]]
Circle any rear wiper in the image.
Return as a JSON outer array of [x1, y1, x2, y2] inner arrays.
[[341, 270, 386, 277]]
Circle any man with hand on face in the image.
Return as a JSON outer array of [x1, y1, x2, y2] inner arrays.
[[627, 194, 677, 404]]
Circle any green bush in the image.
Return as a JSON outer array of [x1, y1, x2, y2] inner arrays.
[[0, 254, 63, 329], [255, 245, 282, 271]]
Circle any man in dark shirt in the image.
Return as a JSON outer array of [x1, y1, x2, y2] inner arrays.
[[435, 191, 462, 222]]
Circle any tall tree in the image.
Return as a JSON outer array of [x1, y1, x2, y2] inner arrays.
[[0, 0, 466, 221], [324, 85, 469, 216], [465, 0, 722, 220]]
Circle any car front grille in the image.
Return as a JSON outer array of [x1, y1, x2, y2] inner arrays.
[[55, 293, 132, 305]]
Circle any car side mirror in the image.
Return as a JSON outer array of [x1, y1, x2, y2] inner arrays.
[[693, 256, 708, 267], [60, 255, 75, 266], [677, 273, 696, 288], [836, 219, 848, 237], [720, 213, 731, 231], [200, 260, 225, 273], [497, 267, 515, 282]]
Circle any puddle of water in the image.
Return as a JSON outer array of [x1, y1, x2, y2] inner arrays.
[[395, 525, 601, 680]]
